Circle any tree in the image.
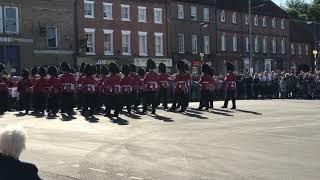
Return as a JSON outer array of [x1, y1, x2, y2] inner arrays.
[[283, 0, 310, 20]]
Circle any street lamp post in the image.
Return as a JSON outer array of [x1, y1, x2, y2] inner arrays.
[[248, 0, 253, 76], [307, 21, 319, 72]]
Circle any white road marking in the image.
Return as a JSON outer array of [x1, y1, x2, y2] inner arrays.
[[116, 173, 125, 176], [72, 164, 80, 167], [129, 176, 143, 180], [56, 161, 65, 164], [88, 168, 107, 173]]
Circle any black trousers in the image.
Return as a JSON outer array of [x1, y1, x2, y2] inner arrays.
[[105, 94, 121, 116], [223, 90, 236, 108], [121, 93, 133, 113], [0, 91, 9, 114], [143, 91, 157, 113], [171, 91, 188, 111], [82, 93, 96, 116], [34, 93, 47, 113], [199, 90, 211, 109], [158, 87, 168, 109], [61, 92, 74, 114], [47, 94, 59, 114], [19, 92, 31, 113]]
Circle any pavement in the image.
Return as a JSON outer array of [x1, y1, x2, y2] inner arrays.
[[0, 100, 320, 180]]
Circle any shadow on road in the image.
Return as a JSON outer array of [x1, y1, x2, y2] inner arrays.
[[111, 117, 129, 125], [60, 114, 77, 121], [15, 112, 28, 117], [236, 109, 262, 115], [210, 110, 234, 116], [212, 108, 234, 113], [124, 113, 142, 119], [181, 112, 208, 120], [85, 116, 99, 123], [153, 114, 174, 122], [188, 108, 204, 114]]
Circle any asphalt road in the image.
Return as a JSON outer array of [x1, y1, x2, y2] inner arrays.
[[0, 100, 319, 180]]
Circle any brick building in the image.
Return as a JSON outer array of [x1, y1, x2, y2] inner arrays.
[[167, 0, 216, 74], [215, 0, 290, 74], [78, 0, 171, 71], [0, 0, 76, 74]]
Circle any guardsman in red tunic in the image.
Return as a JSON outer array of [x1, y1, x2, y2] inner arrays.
[[76, 62, 86, 110], [198, 64, 215, 111], [59, 62, 76, 117], [104, 63, 122, 117], [137, 68, 146, 111], [80, 64, 97, 117], [221, 63, 237, 109], [129, 64, 141, 112], [143, 59, 159, 114], [0, 63, 10, 115], [31, 66, 39, 111], [121, 65, 134, 114], [169, 60, 190, 112], [33, 67, 48, 115], [158, 63, 170, 109], [100, 65, 109, 113], [17, 69, 33, 115], [208, 66, 215, 109], [47, 66, 60, 117]]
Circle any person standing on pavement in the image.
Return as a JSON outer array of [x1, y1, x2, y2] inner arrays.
[[221, 63, 237, 109], [143, 59, 159, 115], [81, 64, 97, 118]]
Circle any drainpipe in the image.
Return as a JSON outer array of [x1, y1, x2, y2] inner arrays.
[[73, 0, 79, 69]]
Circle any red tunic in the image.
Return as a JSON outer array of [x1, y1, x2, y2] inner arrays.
[[33, 77, 48, 94], [121, 76, 134, 94], [143, 71, 159, 92], [158, 73, 170, 89], [81, 75, 96, 94], [199, 74, 214, 92], [105, 74, 121, 95], [17, 79, 33, 94], [59, 73, 76, 93], [174, 72, 191, 93], [47, 77, 60, 96], [0, 75, 10, 93], [224, 73, 236, 91], [129, 72, 140, 91]]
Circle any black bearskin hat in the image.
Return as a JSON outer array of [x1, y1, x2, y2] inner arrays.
[[226, 62, 235, 72], [129, 64, 137, 73], [31, 66, 39, 76], [0, 63, 4, 73], [176, 60, 185, 72], [48, 66, 58, 77], [101, 65, 109, 75], [122, 64, 130, 76], [22, 69, 29, 78], [159, 63, 166, 73], [208, 66, 214, 76], [95, 65, 101, 75], [79, 63, 86, 74], [39, 67, 47, 77], [147, 59, 156, 70], [60, 62, 71, 72], [84, 64, 93, 76], [202, 64, 209, 74], [109, 63, 120, 75], [138, 68, 145, 77]]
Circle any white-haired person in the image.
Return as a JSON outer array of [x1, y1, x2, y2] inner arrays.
[[0, 126, 41, 180]]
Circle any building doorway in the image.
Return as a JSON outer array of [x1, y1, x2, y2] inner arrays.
[[264, 59, 272, 73]]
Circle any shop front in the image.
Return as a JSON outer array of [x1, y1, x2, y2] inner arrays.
[[134, 57, 173, 73], [77, 56, 133, 68]]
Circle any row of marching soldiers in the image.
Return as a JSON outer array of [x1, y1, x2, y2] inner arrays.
[[0, 59, 237, 117]]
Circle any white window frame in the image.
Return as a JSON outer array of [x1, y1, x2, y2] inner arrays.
[[138, 6, 147, 23], [121, 30, 131, 55], [272, 38, 276, 54], [0, 6, 3, 33], [103, 29, 114, 55], [154, 8, 163, 24], [245, 14, 248, 25], [263, 36, 267, 53], [192, 35, 198, 54], [245, 36, 249, 52], [255, 35, 259, 52], [221, 10, 225, 23], [254, 14, 258, 26], [103, 3, 113, 20], [84, 0, 94, 19], [4, 6, 19, 34], [121, 4, 130, 21], [204, 35, 210, 54], [281, 18, 285, 30], [84, 28, 96, 55], [221, 32, 226, 51], [191, 6, 197, 21], [232, 33, 237, 51], [232, 12, 237, 24], [203, 7, 209, 22], [138, 31, 148, 56], [281, 38, 285, 54], [47, 26, 58, 48], [272, 17, 276, 28], [291, 43, 295, 55], [177, 5, 184, 19], [305, 44, 309, 55], [178, 34, 185, 53], [155, 32, 164, 56], [262, 16, 266, 27]]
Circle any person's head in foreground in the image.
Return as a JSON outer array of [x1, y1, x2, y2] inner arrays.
[[0, 125, 41, 180]]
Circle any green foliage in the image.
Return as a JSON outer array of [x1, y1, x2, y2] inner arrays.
[[283, 0, 320, 21]]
